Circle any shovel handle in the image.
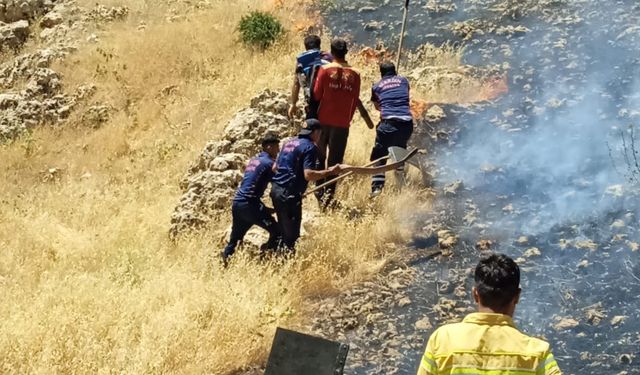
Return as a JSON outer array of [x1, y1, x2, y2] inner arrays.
[[357, 101, 375, 129], [304, 155, 390, 197]]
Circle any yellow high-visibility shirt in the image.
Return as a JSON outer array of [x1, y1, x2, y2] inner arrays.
[[417, 313, 562, 375]]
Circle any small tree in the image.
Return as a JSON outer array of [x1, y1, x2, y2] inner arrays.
[[237, 11, 284, 50]]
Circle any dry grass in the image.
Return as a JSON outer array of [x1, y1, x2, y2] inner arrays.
[[0, 0, 453, 373]]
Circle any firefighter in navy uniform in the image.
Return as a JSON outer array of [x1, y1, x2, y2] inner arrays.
[[369, 61, 414, 197], [270, 119, 342, 252], [221, 135, 282, 266], [288, 35, 333, 120]]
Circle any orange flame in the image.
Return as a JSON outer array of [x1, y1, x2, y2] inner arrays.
[[268, 0, 286, 8], [410, 99, 430, 119], [476, 73, 509, 102], [358, 47, 394, 65]]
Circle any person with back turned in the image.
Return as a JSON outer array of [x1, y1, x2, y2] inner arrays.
[[220, 135, 282, 267], [312, 38, 372, 208], [417, 253, 562, 375], [288, 34, 333, 120], [270, 119, 342, 252], [369, 61, 414, 197]]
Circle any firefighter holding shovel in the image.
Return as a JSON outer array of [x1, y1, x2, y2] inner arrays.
[[368, 61, 414, 197]]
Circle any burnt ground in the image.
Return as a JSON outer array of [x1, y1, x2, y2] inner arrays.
[[313, 0, 640, 374]]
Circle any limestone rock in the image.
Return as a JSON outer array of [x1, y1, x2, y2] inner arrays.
[[523, 247, 541, 258], [364, 21, 385, 31], [0, 0, 54, 23], [169, 90, 297, 237], [40, 11, 62, 28], [553, 317, 579, 331], [208, 153, 246, 172], [0, 20, 30, 49], [424, 105, 446, 123], [0, 93, 20, 108], [444, 180, 463, 196], [414, 317, 433, 330], [25, 67, 60, 94], [611, 315, 627, 327]]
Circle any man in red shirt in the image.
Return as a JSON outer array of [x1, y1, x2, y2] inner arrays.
[[312, 38, 367, 207]]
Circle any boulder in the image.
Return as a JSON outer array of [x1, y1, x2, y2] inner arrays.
[[169, 90, 298, 237], [0, 93, 20, 108], [0, 0, 54, 23], [25, 67, 61, 94], [0, 20, 30, 49], [40, 11, 62, 28]]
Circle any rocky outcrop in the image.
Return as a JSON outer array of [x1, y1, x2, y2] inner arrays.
[[39, 9, 62, 27], [169, 90, 298, 238], [0, 43, 98, 141], [0, 0, 55, 23], [0, 1, 130, 142], [0, 19, 29, 49]]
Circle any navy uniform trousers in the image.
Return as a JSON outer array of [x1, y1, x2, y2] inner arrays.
[[370, 118, 413, 191], [222, 200, 280, 258], [270, 184, 303, 252]]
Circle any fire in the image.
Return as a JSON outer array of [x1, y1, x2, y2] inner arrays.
[[410, 99, 430, 118], [476, 73, 509, 102], [266, 0, 323, 34], [293, 17, 318, 33], [358, 46, 394, 65], [291, 8, 325, 34], [268, 0, 286, 8]]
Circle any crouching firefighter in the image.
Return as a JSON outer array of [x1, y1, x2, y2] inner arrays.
[[288, 34, 333, 120], [270, 119, 342, 252], [221, 135, 282, 267], [369, 61, 414, 197]]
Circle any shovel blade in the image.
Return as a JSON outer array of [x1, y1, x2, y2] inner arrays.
[[388, 146, 420, 168]]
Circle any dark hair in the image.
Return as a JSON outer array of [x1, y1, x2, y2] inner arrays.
[[474, 253, 520, 309], [330, 39, 348, 59], [380, 61, 397, 77], [261, 134, 280, 147], [304, 35, 321, 50]]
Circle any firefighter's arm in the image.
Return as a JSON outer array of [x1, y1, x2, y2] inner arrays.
[[540, 352, 562, 375], [302, 147, 339, 182], [289, 72, 301, 119], [313, 67, 325, 102], [304, 165, 341, 182], [357, 99, 375, 129], [417, 350, 437, 375], [371, 87, 381, 111], [417, 331, 438, 375]]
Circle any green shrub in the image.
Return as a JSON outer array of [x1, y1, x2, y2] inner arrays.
[[237, 11, 284, 49]]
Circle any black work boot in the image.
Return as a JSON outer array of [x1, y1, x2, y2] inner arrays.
[[220, 251, 229, 268], [370, 184, 384, 198]]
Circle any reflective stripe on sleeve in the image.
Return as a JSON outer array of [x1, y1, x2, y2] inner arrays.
[[537, 353, 560, 374], [420, 352, 437, 373], [446, 367, 537, 375]]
